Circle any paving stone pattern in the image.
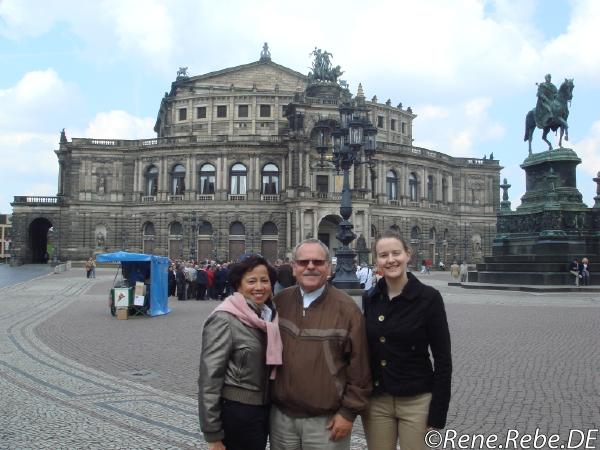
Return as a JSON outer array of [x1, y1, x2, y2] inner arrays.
[[2, 269, 599, 449]]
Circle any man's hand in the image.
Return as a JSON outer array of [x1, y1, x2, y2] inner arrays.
[[326, 414, 353, 441], [208, 440, 225, 450]]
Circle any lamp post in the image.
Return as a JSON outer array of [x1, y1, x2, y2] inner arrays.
[[190, 214, 197, 261], [314, 102, 377, 289]]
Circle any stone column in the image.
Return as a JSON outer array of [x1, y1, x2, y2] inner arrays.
[[421, 167, 427, 200], [281, 155, 286, 194], [185, 155, 191, 199], [288, 148, 293, 187], [287, 210, 292, 252], [298, 150, 303, 188]]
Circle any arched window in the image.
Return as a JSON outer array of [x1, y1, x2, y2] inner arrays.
[[427, 175, 434, 202], [371, 224, 377, 239], [390, 224, 400, 234], [142, 222, 155, 254], [429, 227, 436, 240], [261, 163, 279, 195], [230, 163, 247, 195], [145, 165, 158, 196], [199, 164, 215, 195], [261, 221, 278, 262], [442, 178, 448, 203], [411, 226, 420, 240], [386, 170, 398, 200], [143, 222, 155, 236], [197, 221, 213, 261], [261, 221, 278, 235], [168, 221, 183, 259], [409, 172, 418, 202], [171, 164, 186, 195], [169, 222, 183, 236], [198, 221, 213, 235], [229, 221, 245, 235]]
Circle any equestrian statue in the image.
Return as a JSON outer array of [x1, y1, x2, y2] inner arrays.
[[524, 74, 574, 155]]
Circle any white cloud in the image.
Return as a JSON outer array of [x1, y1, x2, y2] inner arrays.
[[0, 69, 75, 131], [414, 97, 505, 155], [83, 110, 155, 139], [105, 0, 174, 64], [574, 120, 600, 178], [543, 0, 600, 80]]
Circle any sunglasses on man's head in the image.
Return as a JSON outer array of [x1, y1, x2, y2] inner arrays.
[[294, 259, 327, 267]]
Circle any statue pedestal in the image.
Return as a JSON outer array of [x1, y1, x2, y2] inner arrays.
[[477, 148, 600, 285]]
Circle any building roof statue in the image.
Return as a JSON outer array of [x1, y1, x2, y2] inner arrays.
[[308, 47, 343, 84], [176, 67, 189, 80], [260, 42, 271, 61]]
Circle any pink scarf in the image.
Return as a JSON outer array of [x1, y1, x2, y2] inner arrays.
[[213, 292, 282, 379]]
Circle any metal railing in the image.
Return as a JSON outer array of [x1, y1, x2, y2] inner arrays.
[[261, 194, 280, 202], [12, 196, 62, 205], [71, 134, 285, 148], [228, 194, 246, 201]]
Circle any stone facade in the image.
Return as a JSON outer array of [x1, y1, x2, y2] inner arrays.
[[0, 214, 11, 260], [11, 52, 501, 266]]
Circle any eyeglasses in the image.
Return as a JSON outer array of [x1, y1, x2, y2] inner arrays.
[[294, 259, 327, 267]]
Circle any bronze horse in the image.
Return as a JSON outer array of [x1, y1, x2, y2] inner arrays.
[[524, 78, 574, 155]]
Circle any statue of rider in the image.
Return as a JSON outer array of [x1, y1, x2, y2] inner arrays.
[[534, 74, 558, 128]]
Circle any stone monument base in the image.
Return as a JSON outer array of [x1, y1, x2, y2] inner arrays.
[[477, 148, 599, 285]]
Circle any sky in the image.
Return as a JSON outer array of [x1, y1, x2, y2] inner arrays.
[[1, 0, 600, 214]]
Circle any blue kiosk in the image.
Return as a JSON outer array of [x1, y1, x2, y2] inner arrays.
[[96, 251, 171, 317]]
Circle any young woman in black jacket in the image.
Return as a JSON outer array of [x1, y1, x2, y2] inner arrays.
[[362, 230, 452, 450]]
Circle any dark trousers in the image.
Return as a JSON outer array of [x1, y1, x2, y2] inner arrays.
[[221, 399, 269, 450], [177, 281, 186, 300], [196, 284, 207, 300]]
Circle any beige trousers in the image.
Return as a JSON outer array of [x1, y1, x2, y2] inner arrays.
[[362, 392, 432, 450]]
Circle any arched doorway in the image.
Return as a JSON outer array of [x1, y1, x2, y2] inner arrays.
[[29, 217, 53, 263], [229, 221, 246, 261], [261, 222, 278, 263], [317, 215, 341, 254]]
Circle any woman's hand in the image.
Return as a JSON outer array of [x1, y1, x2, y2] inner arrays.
[[208, 440, 226, 450]]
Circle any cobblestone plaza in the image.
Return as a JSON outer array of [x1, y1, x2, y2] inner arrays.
[[1, 268, 598, 449]]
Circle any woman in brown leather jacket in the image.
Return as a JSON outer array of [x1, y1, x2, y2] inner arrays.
[[198, 255, 281, 450]]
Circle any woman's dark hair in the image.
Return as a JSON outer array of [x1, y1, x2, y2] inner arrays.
[[228, 255, 277, 291]]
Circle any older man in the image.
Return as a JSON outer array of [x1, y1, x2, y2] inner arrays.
[[270, 238, 372, 450]]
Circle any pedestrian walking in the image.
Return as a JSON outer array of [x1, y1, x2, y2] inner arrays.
[[459, 261, 468, 282], [85, 258, 94, 278]]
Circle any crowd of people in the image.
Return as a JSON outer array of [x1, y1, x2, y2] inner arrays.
[[168, 260, 232, 301], [167, 257, 298, 301], [197, 234, 453, 450]]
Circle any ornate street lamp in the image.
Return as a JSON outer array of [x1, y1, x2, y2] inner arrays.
[[314, 103, 377, 289], [190, 214, 197, 261]]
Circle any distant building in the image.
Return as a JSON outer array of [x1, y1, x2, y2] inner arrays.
[[0, 214, 12, 261], [10, 46, 501, 265]]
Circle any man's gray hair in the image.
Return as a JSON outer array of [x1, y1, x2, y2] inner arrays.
[[292, 238, 331, 263]]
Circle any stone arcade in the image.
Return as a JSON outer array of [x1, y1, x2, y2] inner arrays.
[[10, 46, 500, 265]]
